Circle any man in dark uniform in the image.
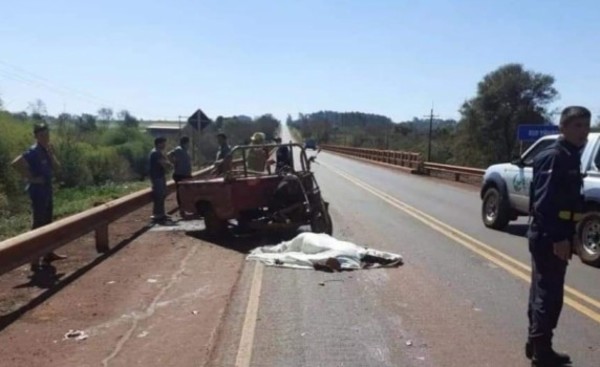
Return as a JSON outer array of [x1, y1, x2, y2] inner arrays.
[[274, 136, 292, 173], [11, 122, 67, 271], [167, 136, 192, 212], [149, 136, 172, 223], [526, 106, 590, 366]]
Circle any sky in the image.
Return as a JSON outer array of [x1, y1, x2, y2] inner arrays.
[[0, 0, 598, 123]]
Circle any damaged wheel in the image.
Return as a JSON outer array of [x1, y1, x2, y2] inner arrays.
[[204, 208, 227, 237], [310, 200, 333, 235]]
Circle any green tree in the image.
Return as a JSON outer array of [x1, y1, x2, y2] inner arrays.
[[454, 63, 558, 167], [27, 98, 48, 116], [77, 113, 97, 132], [97, 107, 113, 127], [118, 109, 138, 128]]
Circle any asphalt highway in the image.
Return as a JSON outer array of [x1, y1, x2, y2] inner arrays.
[[209, 127, 599, 367]]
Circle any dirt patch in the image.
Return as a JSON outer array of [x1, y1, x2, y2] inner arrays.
[[0, 194, 251, 366]]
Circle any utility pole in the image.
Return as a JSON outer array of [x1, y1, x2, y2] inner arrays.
[[423, 105, 439, 162]]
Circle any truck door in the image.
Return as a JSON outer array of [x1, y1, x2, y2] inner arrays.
[[507, 137, 556, 213]]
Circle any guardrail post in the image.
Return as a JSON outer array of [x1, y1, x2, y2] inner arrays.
[[95, 224, 109, 253]]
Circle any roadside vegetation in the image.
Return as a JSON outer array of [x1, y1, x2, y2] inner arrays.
[[0, 103, 280, 240], [289, 63, 600, 168]]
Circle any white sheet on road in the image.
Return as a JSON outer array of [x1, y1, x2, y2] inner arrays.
[[246, 232, 403, 270]]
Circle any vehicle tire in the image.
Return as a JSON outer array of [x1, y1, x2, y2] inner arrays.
[[576, 212, 600, 267], [310, 200, 333, 235], [481, 187, 510, 230], [204, 208, 227, 237]]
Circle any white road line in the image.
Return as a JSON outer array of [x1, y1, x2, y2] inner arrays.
[[235, 262, 264, 367]]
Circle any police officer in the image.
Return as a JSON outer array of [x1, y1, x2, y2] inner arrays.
[[148, 137, 172, 223], [215, 133, 231, 162], [11, 122, 67, 271], [273, 136, 292, 173], [526, 106, 590, 366], [167, 136, 192, 211]]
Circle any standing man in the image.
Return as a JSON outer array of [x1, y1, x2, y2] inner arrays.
[[215, 132, 230, 162], [149, 137, 172, 223], [526, 106, 590, 366], [11, 122, 66, 271], [274, 136, 292, 173], [167, 136, 192, 211]]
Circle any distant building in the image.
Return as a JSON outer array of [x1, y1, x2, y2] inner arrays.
[[145, 123, 183, 139]]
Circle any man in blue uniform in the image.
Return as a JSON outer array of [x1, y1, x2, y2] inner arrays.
[[526, 106, 590, 366], [167, 136, 192, 211], [149, 137, 172, 223], [274, 136, 292, 173], [11, 122, 67, 271]]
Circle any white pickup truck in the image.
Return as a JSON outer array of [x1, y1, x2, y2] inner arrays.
[[480, 133, 600, 267]]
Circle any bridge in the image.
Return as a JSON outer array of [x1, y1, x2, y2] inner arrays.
[[0, 126, 598, 367]]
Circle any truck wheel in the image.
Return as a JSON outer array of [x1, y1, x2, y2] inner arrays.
[[482, 187, 510, 230], [204, 208, 227, 237], [577, 212, 600, 267], [311, 200, 333, 235]]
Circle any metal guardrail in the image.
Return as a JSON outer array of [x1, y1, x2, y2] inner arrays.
[[0, 166, 214, 276], [0, 145, 280, 276], [320, 144, 422, 169], [320, 145, 485, 182], [422, 162, 485, 182]]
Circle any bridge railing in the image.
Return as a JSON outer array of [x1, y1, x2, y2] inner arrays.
[[0, 166, 214, 276], [321, 145, 422, 169], [0, 145, 281, 276], [319, 144, 484, 183]]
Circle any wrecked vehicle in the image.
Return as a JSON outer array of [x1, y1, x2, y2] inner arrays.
[[177, 143, 333, 237]]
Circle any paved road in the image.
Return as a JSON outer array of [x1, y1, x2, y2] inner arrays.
[[1, 126, 597, 366], [210, 127, 600, 367]]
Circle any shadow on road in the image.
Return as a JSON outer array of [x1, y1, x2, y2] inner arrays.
[[185, 227, 300, 254], [13, 266, 66, 290], [0, 224, 151, 333], [504, 224, 529, 238]]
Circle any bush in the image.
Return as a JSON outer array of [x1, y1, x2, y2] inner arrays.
[[55, 140, 94, 188], [86, 146, 133, 184]]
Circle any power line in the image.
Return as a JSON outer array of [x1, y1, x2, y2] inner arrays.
[[0, 59, 127, 110]]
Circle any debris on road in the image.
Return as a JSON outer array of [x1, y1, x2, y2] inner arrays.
[[147, 278, 158, 283], [405, 340, 413, 347], [64, 329, 88, 341], [246, 232, 403, 271], [192, 310, 199, 315]]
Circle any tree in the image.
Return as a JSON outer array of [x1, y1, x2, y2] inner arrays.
[[0, 94, 4, 111], [97, 107, 113, 127], [455, 63, 558, 167], [77, 114, 97, 132], [117, 109, 138, 128], [27, 98, 47, 116]]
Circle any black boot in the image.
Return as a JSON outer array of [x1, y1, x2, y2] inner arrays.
[[529, 336, 571, 366]]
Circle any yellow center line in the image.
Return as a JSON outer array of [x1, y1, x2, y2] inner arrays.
[[321, 161, 600, 324]]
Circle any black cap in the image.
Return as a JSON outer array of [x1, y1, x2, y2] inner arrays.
[[217, 132, 227, 139], [560, 106, 591, 126], [33, 122, 48, 134]]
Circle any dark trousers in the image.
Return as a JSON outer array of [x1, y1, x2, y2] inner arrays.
[[29, 184, 54, 266], [172, 174, 192, 209], [527, 236, 567, 340], [30, 186, 53, 229], [151, 178, 167, 219]]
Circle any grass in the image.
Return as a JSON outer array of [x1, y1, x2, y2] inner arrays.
[[0, 181, 149, 241]]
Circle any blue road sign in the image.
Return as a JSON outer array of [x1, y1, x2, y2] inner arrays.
[[517, 124, 559, 141]]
